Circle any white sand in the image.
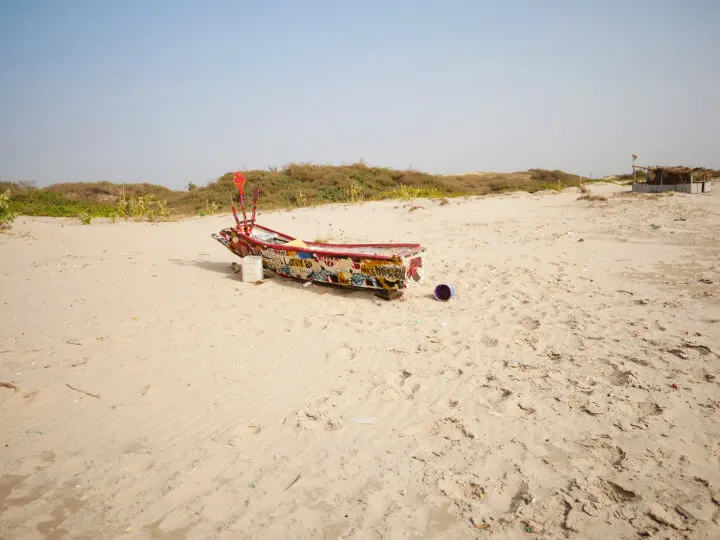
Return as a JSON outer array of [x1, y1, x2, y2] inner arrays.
[[1, 183, 719, 539]]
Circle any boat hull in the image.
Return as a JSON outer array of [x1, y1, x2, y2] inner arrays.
[[212, 225, 425, 290]]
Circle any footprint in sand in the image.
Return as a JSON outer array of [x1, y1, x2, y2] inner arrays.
[[432, 417, 476, 441], [482, 336, 499, 348], [377, 369, 422, 400], [437, 474, 487, 503], [583, 477, 639, 506], [325, 343, 356, 362], [521, 316, 541, 330], [606, 368, 635, 386], [400, 416, 476, 442], [638, 401, 664, 417], [294, 409, 342, 432], [481, 385, 515, 411], [212, 424, 263, 446], [573, 437, 627, 469]]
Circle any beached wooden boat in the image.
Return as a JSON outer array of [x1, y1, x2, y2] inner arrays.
[[212, 224, 426, 291], [210, 172, 426, 291]]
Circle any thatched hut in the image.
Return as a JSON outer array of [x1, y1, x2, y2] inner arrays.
[[647, 166, 710, 185], [632, 165, 712, 194]]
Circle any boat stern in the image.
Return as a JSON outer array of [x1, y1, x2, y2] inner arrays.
[[402, 249, 426, 288]]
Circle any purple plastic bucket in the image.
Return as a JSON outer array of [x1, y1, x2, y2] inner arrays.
[[433, 284, 455, 301]]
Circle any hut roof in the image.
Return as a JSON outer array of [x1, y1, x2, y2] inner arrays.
[[645, 166, 709, 174]]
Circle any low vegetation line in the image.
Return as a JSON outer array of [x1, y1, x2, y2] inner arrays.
[[0, 162, 671, 225]]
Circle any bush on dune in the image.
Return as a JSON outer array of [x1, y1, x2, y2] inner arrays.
[[1, 190, 17, 229], [2, 163, 648, 219]]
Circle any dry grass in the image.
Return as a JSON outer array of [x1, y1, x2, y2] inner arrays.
[[575, 180, 608, 202], [577, 194, 608, 202]]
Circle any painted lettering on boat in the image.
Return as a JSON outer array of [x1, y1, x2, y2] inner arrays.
[[360, 261, 403, 280], [407, 256, 423, 282]]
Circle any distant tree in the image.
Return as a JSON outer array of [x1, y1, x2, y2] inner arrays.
[[187, 182, 197, 191], [18, 180, 36, 190]]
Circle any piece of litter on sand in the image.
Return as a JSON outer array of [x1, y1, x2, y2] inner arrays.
[[66, 384, 100, 399], [0, 382, 19, 391], [698, 279, 713, 285], [302, 282, 312, 288], [285, 473, 302, 491], [352, 417, 376, 425]]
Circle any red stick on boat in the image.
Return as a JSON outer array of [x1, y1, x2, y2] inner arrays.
[[233, 172, 249, 234], [250, 186, 260, 233], [232, 204, 241, 228]]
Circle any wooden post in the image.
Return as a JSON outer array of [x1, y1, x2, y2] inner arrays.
[[375, 289, 404, 301]]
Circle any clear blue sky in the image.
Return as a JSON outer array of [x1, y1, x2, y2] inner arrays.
[[1, 0, 718, 188]]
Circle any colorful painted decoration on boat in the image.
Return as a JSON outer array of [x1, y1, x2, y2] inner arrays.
[[212, 225, 425, 291]]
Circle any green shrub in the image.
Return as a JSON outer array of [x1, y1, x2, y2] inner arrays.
[[7, 188, 116, 217], [380, 184, 445, 200], [318, 186, 346, 202], [116, 194, 169, 221], [198, 199, 220, 216], [344, 180, 363, 202], [288, 190, 308, 207], [0, 190, 17, 229]]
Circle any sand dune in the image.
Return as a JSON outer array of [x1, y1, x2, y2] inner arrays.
[[1, 183, 719, 539]]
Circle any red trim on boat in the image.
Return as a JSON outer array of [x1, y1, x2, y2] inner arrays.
[[228, 224, 424, 261]]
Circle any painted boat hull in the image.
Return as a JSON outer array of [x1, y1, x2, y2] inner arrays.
[[212, 224, 426, 290]]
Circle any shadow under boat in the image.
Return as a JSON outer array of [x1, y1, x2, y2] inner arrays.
[[168, 258, 401, 301]]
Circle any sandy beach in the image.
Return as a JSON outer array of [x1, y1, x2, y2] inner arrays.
[[1, 183, 719, 539]]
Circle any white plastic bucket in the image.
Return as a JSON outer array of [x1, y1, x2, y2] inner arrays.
[[241, 256, 263, 282]]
